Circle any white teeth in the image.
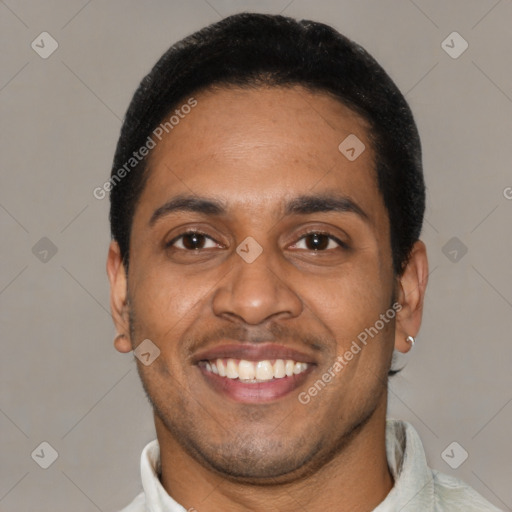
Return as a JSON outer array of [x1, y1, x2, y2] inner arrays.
[[217, 359, 226, 377], [273, 359, 286, 378], [238, 359, 255, 380], [293, 362, 307, 374], [204, 358, 309, 381], [226, 359, 239, 379], [255, 360, 273, 380]]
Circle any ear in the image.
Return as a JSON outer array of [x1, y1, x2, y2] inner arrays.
[[394, 240, 429, 353], [106, 240, 132, 353]]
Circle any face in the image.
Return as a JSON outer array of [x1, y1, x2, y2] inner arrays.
[[112, 85, 407, 482]]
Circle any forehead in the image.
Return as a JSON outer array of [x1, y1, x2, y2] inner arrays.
[[136, 85, 385, 224]]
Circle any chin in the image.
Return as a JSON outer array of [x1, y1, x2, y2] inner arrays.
[[200, 445, 319, 483]]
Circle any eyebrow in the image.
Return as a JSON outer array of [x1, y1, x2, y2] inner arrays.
[[148, 193, 369, 227], [285, 194, 369, 221], [149, 196, 226, 226]]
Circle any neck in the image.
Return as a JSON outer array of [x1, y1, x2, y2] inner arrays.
[[155, 399, 393, 512]]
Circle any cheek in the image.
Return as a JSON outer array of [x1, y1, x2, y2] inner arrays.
[[302, 270, 395, 382], [128, 262, 200, 336], [305, 258, 391, 338]]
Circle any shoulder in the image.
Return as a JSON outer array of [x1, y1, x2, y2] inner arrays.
[[432, 469, 503, 511]]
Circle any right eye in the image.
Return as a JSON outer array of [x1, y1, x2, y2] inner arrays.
[[166, 230, 220, 251]]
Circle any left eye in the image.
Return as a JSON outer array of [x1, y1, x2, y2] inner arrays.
[[292, 232, 345, 251]]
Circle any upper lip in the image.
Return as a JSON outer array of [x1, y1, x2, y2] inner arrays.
[[192, 342, 318, 364]]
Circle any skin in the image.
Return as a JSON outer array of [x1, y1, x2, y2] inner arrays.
[[107, 85, 428, 512]]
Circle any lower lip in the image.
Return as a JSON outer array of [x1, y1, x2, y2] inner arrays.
[[198, 365, 314, 403]]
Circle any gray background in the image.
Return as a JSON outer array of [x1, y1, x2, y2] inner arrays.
[[1, 0, 511, 510]]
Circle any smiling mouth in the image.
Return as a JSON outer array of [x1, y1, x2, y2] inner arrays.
[[196, 357, 314, 403], [193, 343, 317, 402], [199, 358, 309, 382]]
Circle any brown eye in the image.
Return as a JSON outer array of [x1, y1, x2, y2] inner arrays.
[[304, 233, 330, 250], [166, 231, 218, 251], [292, 231, 347, 251]]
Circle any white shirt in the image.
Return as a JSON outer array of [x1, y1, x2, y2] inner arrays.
[[119, 418, 502, 511]]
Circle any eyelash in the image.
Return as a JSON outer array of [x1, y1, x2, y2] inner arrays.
[[165, 229, 348, 252]]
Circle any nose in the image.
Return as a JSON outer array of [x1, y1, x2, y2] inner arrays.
[[212, 247, 303, 326]]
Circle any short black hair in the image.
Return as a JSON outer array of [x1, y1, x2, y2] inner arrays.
[[109, 12, 425, 276]]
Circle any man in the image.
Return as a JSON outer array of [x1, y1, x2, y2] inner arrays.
[[106, 13, 501, 512]]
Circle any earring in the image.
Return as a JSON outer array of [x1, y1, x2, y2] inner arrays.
[[406, 335, 415, 347]]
